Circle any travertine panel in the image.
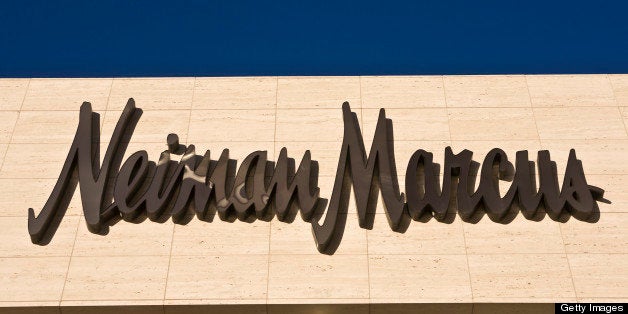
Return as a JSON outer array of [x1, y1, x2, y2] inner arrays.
[[270, 214, 366, 255], [12, 111, 80, 144], [368, 255, 472, 302], [102, 110, 190, 143], [526, 75, 616, 107], [361, 108, 450, 141], [368, 213, 466, 255], [0, 216, 78, 257], [569, 253, 628, 298], [193, 77, 277, 110], [388, 140, 451, 177], [609, 74, 628, 107], [463, 215, 565, 254], [0, 143, 7, 170], [97, 141, 171, 168], [0, 257, 69, 302], [585, 175, 628, 213], [277, 77, 360, 109], [63, 256, 169, 301], [620, 107, 628, 131], [166, 255, 268, 300], [361, 76, 446, 108], [268, 298, 368, 305], [22, 78, 112, 111], [444, 75, 531, 108], [560, 213, 628, 253], [172, 219, 270, 256], [447, 107, 538, 140], [0, 111, 18, 143], [188, 109, 274, 143], [577, 298, 628, 303], [274, 142, 344, 177], [0, 179, 83, 217], [0, 301, 61, 311], [540, 139, 628, 175], [192, 141, 275, 161], [72, 218, 174, 257], [449, 139, 542, 168], [108, 78, 194, 110], [468, 254, 575, 299], [449, 139, 542, 195], [164, 299, 266, 306], [268, 254, 369, 299], [0, 143, 73, 179], [0, 78, 28, 111], [276, 108, 350, 142], [533, 107, 627, 140], [97, 139, 261, 175]]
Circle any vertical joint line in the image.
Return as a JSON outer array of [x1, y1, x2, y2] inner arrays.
[[0, 78, 31, 172], [267, 76, 279, 305], [525, 75, 544, 149], [443, 75, 473, 302], [60, 214, 82, 306], [608, 74, 628, 136]]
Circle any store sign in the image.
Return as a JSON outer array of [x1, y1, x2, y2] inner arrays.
[[28, 99, 606, 254]]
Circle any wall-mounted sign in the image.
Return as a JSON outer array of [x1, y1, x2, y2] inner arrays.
[[28, 99, 606, 254]]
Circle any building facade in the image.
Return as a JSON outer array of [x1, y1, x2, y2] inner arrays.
[[0, 75, 626, 313]]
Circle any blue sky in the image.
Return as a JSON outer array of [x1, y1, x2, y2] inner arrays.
[[1, 1, 627, 77]]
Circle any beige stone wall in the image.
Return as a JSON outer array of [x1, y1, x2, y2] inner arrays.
[[0, 75, 626, 310]]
